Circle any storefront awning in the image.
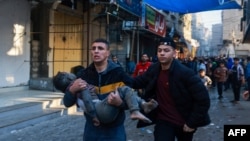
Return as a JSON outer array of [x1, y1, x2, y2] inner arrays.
[[143, 0, 241, 14]]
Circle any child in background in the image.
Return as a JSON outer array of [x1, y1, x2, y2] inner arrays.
[[199, 69, 212, 90], [214, 61, 228, 99]]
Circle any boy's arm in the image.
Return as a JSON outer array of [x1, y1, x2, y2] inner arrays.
[[107, 88, 126, 109], [63, 90, 77, 107], [63, 78, 86, 107], [207, 76, 212, 85]]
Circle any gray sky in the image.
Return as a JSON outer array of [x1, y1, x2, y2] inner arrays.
[[200, 10, 222, 29]]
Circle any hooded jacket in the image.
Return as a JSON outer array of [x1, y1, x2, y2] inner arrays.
[[63, 60, 133, 127]]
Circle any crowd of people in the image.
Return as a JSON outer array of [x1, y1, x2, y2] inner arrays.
[[111, 47, 250, 104], [53, 37, 249, 141], [180, 55, 250, 103]]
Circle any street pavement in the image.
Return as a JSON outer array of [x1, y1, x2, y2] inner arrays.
[[0, 87, 250, 141]]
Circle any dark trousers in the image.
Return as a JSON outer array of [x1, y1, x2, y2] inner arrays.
[[154, 120, 195, 141], [231, 80, 242, 101], [211, 75, 216, 87], [217, 82, 224, 96], [247, 77, 250, 91], [224, 77, 231, 90]]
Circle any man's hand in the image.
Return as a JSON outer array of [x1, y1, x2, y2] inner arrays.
[[183, 124, 195, 132], [107, 88, 123, 107], [69, 78, 86, 95]]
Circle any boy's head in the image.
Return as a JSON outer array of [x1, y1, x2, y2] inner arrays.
[[199, 69, 206, 77], [53, 72, 76, 92], [219, 61, 225, 66], [233, 57, 240, 65]]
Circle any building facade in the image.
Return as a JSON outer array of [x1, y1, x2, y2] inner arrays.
[[0, 0, 31, 88], [0, 0, 186, 89], [222, 0, 250, 58], [211, 24, 223, 57]]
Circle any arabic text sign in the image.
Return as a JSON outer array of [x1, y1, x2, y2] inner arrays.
[[141, 4, 166, 37]]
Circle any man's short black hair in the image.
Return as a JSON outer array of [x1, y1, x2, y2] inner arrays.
[[233, 57, 239, 61], [218, 61, 225, 64], [141, 53, 148, 57], [92, 38, 110, 49]]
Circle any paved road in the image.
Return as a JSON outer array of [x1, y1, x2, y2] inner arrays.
[[0, 88, 249, 141]]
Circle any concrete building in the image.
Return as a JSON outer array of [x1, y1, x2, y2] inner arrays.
[[0, 0, 184, 90], [0, 0, 31, 88], [211, 24, 223, 57], [191, 13, 205, 57], [181, 14, 193, 57], [242, 0, 250, 43], [203, 28, 212, 57], [222, 0, 250, 58]]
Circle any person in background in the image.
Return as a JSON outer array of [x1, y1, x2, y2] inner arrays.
[[198, 69, 212, 90], [131, 37, 211, 141], [211, 58, 218, 88], [241, 56, 250, 101], [206, 60, 213, 83], [126, 57, 136, 76], [213, 61, 228, 99], [71, 65, 85, 76], [133, 53, 152, 77], [224, 57, 234, 91], [186, 57, 199, 74], [198, 59, 206, 73], [229, 57, 245, 104], [151, 54, 158, 63], [133, 53, 152, 96], [244, 57, 250, 96], [111, 55, 122, 66]]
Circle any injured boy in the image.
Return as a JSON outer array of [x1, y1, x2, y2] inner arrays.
[[53, 72, 158, 126]]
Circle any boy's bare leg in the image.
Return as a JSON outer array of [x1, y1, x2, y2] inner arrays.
[[116, 86, 153, 123], [130, 110, 152, 123], [142, 99, 158, 114], [92, 117, 100, 126]]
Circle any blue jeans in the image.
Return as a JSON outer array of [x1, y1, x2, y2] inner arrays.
[[82, 86, 142, 124], [83, 113, 126, 141], [231, 80, 242, 101]]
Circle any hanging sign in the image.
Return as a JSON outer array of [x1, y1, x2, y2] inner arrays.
[[140, 3, 166, 37]]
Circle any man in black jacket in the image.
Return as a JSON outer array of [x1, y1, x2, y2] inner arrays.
[[131, 37, 211, 141]]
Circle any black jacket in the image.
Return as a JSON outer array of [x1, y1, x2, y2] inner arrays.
[[133, 59, 211, 128]]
